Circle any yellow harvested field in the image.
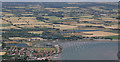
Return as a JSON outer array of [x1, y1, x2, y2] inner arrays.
[[9, 37, 30, 40], [102, 17, 118, 21], [15, 7, 25, 8], [0, 52, 6, 55], [63, 7, 79, 8], [2, 17, 47, 27], [30, 37, 43, 39], [74, 23, 104, 26], [90, 6, 108, 12], [21, 14, 33, 15], [3, 17, 19, 21], [80, 15, 93, 18], [36, 21, 46, 24], [80, 28, 99, 30], [35, 48, 54, 51], [64, 36, 71, 37], [9, 37, 44, 40], [79, 18, 94, 21], [5, 10, 11, 11], [2, 20, 10, 24], [45, 8, 57, 9], [104, 25, 118, 29], [0, 44, 2, 47], [5, 14, 14, 16], [66, 33, 83, 36], [4, 17, 36, 22], [43, 16, 60, 20], [67, 3, 80, 4], [39, 25, 53, 28], [54, 24, 77, 30], [28, 31, 43, 34], [20, 17, 36, 19], [3, 41, 18, 44], [19, 25, 35, 28], [25, 42, 32, 46], [80, 8, 89, 10], [82, 31, 118, 37], [13, 22, 28, 25], [0, 26, 21, 29]]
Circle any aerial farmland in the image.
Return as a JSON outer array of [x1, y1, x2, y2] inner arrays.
[[1, 2, 119, 61]]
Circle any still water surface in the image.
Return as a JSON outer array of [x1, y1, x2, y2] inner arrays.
[[53, 41, 118, 60]]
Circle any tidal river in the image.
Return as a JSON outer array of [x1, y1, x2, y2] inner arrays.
[[52, 41, 118, 60]]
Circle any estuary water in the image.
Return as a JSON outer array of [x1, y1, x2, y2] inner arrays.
[[53, 41, 118, 60]]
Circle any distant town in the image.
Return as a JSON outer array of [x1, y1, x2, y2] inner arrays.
[[0, 2, 119, 61]]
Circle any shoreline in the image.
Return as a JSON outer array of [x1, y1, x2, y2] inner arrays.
[[50, 39, 119, 60], [56, 39, 119, 43], [51, 40, 118, 60]]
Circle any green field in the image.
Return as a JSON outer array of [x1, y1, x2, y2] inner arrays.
[[2, 24, 11, 27], [34, 47, 55, 51], [105, 35, 120, 39]]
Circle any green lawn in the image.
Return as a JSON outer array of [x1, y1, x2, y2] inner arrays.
[[105, 35, 120, 39], [2, 24, 11, 27]]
